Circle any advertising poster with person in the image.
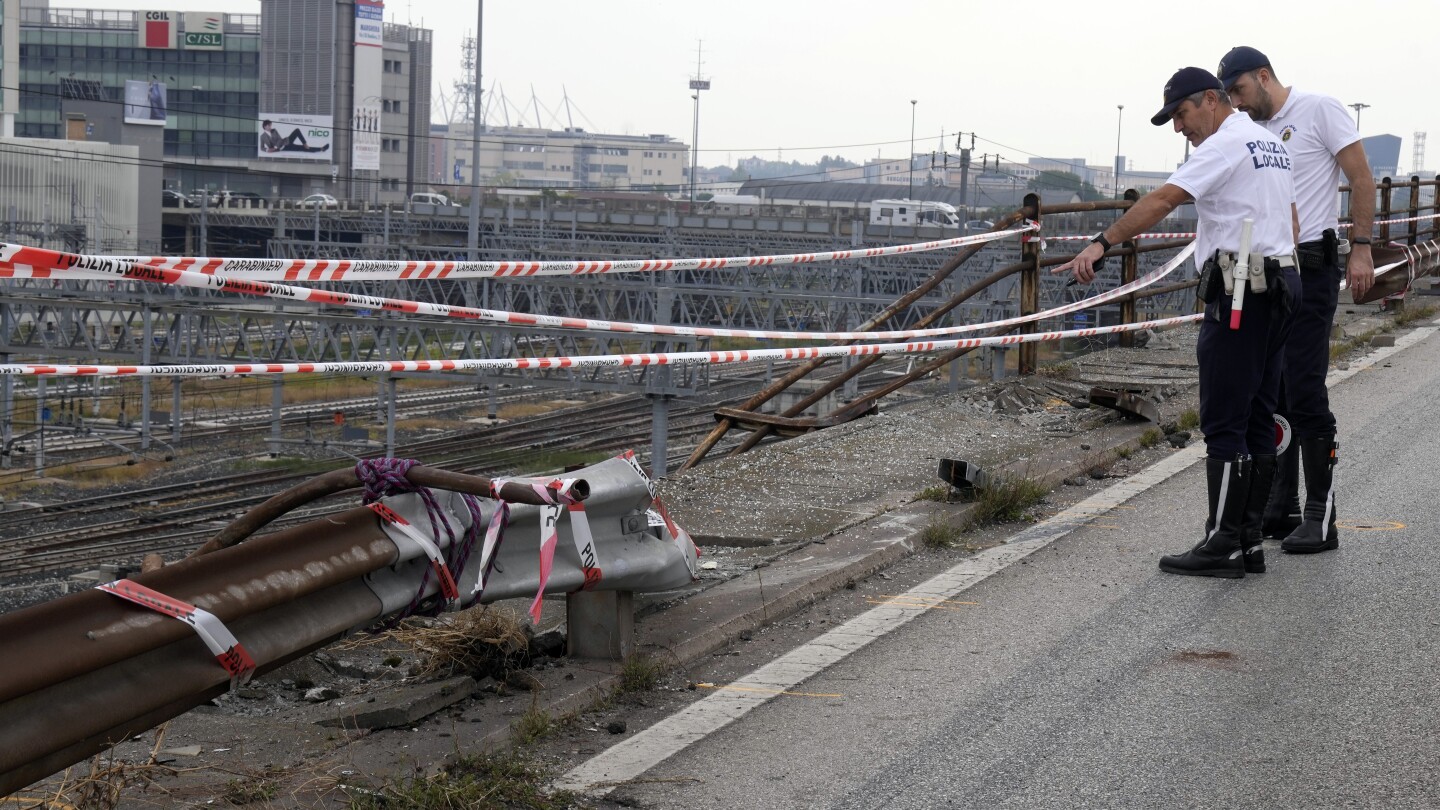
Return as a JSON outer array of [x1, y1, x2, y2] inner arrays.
[[352, 0, 384, 172], [257, 115, 334, 160], [123, 80, 167, 126]]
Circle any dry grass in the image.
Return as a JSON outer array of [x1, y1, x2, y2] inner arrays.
[[385, 606, 531, 681], [495, 402, 563, 420], [35, 727, 203, 810]]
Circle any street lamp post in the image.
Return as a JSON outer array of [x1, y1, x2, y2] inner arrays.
[[908, 99, 917, 198], [1114, 104, 1124, 197], [688, 90, 702, 203], [1348, 102, 1370, 131]]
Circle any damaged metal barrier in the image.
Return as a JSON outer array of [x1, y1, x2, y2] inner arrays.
[[0, 451, 697, 798]]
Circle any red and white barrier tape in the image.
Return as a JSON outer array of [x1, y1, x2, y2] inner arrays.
[[0, 240, 1191, 345], [0, 225, 1035, 282], [531, 503, 562, 624], [618, 448, 699, 577], [1043, 232, 1197, 241], [0, 312, 1205, 379], [368, 501, 460, 608], [97, 579, 257, 685]]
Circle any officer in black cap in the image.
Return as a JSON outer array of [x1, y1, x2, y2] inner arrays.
[[1056, 67, 1301, 578], [1218, 46, 1375, 559]]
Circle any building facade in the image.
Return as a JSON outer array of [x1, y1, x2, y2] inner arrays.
[[1, 0, 18, 138], [17, 1, 431, 203], [430, 122, 689, 195]]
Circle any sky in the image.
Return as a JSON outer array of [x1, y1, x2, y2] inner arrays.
[[70, 0, 1439, 175]]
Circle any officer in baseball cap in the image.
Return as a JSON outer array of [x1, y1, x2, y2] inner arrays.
[[1058, 67, 1301, 578], [1218, 45, 1376, 563]]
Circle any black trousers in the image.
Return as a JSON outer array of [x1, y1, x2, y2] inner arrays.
[[1276, 242, 1342, 439], [1197, 264, 1301, 459]]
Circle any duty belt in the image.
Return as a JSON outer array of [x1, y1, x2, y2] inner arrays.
[[1216, 251, 1296, 295]]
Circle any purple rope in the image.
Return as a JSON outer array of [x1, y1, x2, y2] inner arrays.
[[356, 458, 487, 626]]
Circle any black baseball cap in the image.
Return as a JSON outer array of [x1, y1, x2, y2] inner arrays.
[[1217, 46, 1271, 89], [1150, 67, 1224, 126]]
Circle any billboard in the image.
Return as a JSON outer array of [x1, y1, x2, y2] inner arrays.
[[352, 0, 384, 172], [123, 80, 167, 126], [355, 0, 384, 47], [258, 115, 333, 160], [183, 12, 224, 50], [138, 11, 177, 49]]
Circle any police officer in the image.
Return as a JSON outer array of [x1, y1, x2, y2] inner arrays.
[[1057, 67, 1300, 578], [1219, 46, 1375, 557]]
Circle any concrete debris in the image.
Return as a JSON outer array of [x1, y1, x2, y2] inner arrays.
[[313, 676, 477, 730], [304, 687, 341, 703]]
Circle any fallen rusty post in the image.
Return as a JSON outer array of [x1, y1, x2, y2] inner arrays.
[[1088, 388, 1161, 422], [1355, 238, 1440, 304], [708, 237, 1195, 461], [195, 464, 590, 555], [0, 509, 397, 709], [678, 208, 1041, 473]]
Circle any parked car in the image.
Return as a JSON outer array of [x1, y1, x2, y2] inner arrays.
[[222, 191, 266, 208], [186, 189, 217, 207], [410, 192, 459, 207], [299, 193, 339, 209], [161, 189, 190, 208]]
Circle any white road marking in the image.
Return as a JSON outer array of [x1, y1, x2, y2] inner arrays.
[[555, 319, 1439, 796]]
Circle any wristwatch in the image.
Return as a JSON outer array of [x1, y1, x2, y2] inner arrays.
[[1091, 232, 1113, 252]]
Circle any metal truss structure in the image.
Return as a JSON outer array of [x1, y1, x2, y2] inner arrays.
[[1, 205, 1192, 459]]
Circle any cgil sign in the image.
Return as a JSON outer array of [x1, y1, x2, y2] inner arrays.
[[138, 11, 177, 49]]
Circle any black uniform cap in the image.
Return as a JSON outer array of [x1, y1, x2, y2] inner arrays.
[[1151, 67, 1225, 126]]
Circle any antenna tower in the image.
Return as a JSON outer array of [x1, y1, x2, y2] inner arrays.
[[454, 33, 476, 124], [1413, 131, 1427, 175]]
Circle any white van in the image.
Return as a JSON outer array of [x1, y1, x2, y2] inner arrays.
[[410, 192, 458, 207]]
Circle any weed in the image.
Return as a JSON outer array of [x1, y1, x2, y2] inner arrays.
[[1036, 362, 1078, 380], [965, 473, 1048, 529], [619, 654, 666, 693], [1394, 303, 1437, 327], [915, 485, 950, 503], [1115, 446, 1134, 460], [1177, 409, 1200, 430], [1139, 428, 1163, 448], [920, 517, 964, 549], [222, 777, 278, 805], [346, 748, 576, 810], [1330, 329, 1379, 361], [510, 700, 554, 745]]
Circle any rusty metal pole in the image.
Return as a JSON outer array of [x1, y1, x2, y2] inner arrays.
[[1118, 189, 1140, 348], [677, 210, 1032, 473], [1378, 177, 1393, 246], [1407, 176, 1421, 245], [729, 261, 1030, 436], [1017, 193, 1041, 375]]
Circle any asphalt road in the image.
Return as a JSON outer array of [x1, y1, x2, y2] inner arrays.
[[569, 319, 1440, 809]]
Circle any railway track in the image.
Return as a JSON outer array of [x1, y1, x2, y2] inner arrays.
[[2, 362, 910, 581]]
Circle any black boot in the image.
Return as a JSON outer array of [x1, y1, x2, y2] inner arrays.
[[1161, 456, 1249, 579], [1282, 436, 1340, 554], [1240, 455, 1276, 573], [1261, 445, 1302, 538]]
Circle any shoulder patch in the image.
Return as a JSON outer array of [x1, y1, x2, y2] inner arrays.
[[1280, 125, 1296, 142]]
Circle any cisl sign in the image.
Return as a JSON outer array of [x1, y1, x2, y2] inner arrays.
[[182, 13, 225, 50]]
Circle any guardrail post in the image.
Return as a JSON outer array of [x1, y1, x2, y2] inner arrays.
[[1018, 192, 1041, 375], [1118, 189, 1140, 348], [566, 590, 635, 660], [1407, 175, 1421, 246], [1378, 177, 1393, 246]]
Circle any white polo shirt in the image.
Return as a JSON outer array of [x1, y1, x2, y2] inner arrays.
[[1259, 87, 1361, 244], [1166, 111, 1296, 270]]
